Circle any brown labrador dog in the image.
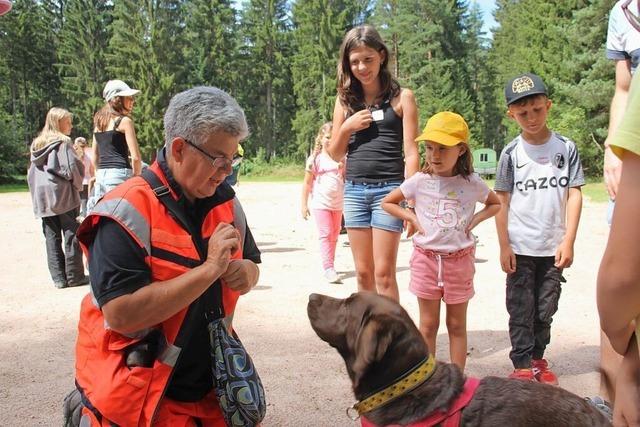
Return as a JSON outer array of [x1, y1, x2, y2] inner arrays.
[[307, 292, 611, 427]]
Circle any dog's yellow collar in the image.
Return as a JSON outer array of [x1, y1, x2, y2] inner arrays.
[[348, 354, 437, 419]]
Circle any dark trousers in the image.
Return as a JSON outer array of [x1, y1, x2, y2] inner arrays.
[[506, 255, 563, 368], [41, 207, 84, 285]]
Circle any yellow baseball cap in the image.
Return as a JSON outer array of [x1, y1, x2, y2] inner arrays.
[[415, 111, 469, 146]]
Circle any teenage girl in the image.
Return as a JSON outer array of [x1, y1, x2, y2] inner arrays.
[[301, 122, 345, 283], [328, 25, 419, 301], [382, 112, 500, 370], [88, 79, 141, 211]]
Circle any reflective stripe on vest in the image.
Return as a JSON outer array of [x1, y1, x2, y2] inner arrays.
[[90, 198, 152, 255]]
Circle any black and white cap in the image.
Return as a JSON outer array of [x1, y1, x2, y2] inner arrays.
[[505, 73, 547, 105]]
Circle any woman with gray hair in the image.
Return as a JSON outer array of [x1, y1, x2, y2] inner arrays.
[[72, 86, 262, 426], [28, 108, 89, 288]]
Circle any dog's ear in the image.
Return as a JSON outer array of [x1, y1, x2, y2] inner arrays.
[[352, 313, 398, 389]]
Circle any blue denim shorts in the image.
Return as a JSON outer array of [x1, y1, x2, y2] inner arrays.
[[343, 180, 404, 233]]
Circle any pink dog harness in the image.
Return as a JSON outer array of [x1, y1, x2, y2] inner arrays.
[[360, 377, 481, 427]]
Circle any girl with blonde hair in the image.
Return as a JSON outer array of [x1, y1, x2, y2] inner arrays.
[[28, 107, 89, 288], [301, 122, 345, 283]]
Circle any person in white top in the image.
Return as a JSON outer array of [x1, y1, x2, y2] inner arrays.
[[382, 112, 500, 371], [604, 0, 640, 201], [301, 122, 345, 283], [495, 73, 585, 384]]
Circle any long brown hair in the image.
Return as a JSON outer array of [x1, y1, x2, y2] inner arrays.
[[93, 96, 130, 132], [31, 107, 73, 151], [422, 144, 475, 179], [337, 25, 400, 115]]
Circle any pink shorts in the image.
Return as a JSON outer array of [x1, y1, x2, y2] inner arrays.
[[409, 245, 475, 304]]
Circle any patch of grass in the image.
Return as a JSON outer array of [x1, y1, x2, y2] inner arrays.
[[240, 160, 304, 182], [0, 175, 28, 193], [241, 174, 303, 183], [0, 183, 28, 193], [582, 179, 608, 203]]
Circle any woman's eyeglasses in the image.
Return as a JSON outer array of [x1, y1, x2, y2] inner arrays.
[[183, 138, 242, 173]]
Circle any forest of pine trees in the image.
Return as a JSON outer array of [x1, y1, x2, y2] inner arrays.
[[0, 0, 618, 180]]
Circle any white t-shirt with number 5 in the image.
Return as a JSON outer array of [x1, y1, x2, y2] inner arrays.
[[400, 172, 490, 253]]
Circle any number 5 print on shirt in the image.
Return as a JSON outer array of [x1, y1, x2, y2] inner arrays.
[[435, 199, 460, 228]]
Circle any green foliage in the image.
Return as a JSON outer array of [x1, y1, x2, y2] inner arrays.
[[490, 0, 614, 176], [106, 0, 180, 160], [182, 0, 238, 91], [0, 0, 60, 149], [57, 0, 112, 138], [0, 0, 621, 181], [238, 0, 296, 159]]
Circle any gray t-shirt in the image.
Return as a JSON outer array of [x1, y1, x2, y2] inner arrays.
[[606, 0, 640, 75], [494, 133, 585, 256]]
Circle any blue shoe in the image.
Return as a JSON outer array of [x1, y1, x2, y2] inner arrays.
[[584, 396, 612, 421]]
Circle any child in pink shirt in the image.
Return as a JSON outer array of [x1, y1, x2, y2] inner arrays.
[[382, 112, 500, 371], [301, 122, 345, 283]]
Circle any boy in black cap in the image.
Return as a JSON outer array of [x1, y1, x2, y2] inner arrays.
[[494, 73, 585, 384]]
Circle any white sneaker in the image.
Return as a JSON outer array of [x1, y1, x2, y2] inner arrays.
[[324, 268, 341, 284]]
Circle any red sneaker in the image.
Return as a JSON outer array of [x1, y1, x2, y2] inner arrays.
[[532, 359, 559, 385], [508, 368, 535, 381]]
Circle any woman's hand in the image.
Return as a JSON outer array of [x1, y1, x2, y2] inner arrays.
[[221, 259, 259, 295], [204, 223, 239, 277]]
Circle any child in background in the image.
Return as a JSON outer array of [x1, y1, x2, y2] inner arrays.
[[495, 73, 584, 384], [301, 122, 345, 284], [73, 137, 94, 220], [382, 112, 500, 370]]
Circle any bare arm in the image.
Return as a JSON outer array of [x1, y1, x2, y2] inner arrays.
[[604, 59, 632, 199], [400, 89, 420, 178], [301, 170, 314, 219], [91, 135, 99, 171], [598, 150, 640, 354], [467, 190, 501, 233], [495, 191, 515, 274], [555, 187, 582, 268], [381, 188, 424, 235], [102, 223, 238, 334], [120, 117, 142, 176]]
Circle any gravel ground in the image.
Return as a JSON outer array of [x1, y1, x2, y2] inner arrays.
[[0, 182, 608, 426]]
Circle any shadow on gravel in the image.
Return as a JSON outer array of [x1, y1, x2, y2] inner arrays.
[[338, 266, 409, 281], [261, 247, 304, 253], [464, 329, 512, 359]]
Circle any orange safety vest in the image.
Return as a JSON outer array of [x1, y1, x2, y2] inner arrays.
[[75, 162, 242, 426]]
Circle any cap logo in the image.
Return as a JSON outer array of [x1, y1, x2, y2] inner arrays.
[[512, 76, 535, 94]]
